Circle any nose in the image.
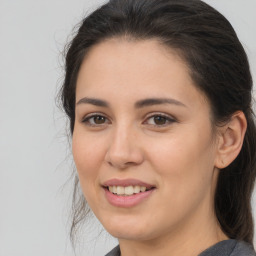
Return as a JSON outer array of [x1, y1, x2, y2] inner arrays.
[[104, 125, 144, 169]]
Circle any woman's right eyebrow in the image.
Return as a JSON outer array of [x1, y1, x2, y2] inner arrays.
[[76, 97, 109, 107]]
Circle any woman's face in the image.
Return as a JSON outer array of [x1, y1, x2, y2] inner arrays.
[[72, 39, 220, 241]]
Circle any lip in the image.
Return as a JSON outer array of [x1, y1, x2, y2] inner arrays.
[[102, 178, 156, 208]]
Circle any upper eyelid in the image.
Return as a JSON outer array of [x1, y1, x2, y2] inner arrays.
[[143, 112, 177, 121], [81, 112, 111, 121]]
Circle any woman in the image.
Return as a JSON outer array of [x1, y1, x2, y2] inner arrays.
[[60, 0, 256, 255]]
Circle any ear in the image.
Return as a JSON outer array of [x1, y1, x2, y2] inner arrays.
[[214, 111, 247, 169]]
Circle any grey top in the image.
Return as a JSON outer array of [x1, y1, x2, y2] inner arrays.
[[105, 239, 256, 256]]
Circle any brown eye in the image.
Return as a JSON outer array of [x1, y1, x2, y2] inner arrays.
[[93, 115, 106, 124], [145, 114, 176, 126], [153, 116, 167, 125], [82, 114, 109, 126]]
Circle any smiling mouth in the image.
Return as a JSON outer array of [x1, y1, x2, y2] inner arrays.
[[106, 185, 154, 196], [103, 180, 156, 207]]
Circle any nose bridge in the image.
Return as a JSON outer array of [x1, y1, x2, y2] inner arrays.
[[113, 122, 131, 149], [105, 120, 143, 168]]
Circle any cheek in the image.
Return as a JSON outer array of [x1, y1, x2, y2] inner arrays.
[[72, 129, 107, 192], [147, 126, 216, 196], [143, 131, 216, 228], [166, 123, 213, 167]]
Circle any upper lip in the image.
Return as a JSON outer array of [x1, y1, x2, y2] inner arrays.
[[103, 178, 155, 189]]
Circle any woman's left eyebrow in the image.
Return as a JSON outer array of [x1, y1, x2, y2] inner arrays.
[[135, 98, 187, 108]]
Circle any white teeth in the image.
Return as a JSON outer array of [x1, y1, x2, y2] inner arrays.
[[108, 185, 150, 195], [134, 185, 140, 193], [140, 186, 146, 192], [117, 186, 124, 195], [124, 186, 134, 195]]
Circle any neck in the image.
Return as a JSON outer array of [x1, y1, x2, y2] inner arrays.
[[119, 200, 228, 256]]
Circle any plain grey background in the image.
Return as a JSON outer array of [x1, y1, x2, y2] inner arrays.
[[0, 0, 255, 255]]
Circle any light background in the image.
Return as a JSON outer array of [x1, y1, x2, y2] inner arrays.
[[0, 0, 255, 255]]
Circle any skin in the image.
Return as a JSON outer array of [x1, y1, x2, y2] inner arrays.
[[72, 38, 246, 256]]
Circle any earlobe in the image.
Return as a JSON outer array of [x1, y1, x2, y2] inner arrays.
[[215, 111, 247, 169]]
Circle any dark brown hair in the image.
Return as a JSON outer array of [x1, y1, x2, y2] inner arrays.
[[60, 0, 256, 245]]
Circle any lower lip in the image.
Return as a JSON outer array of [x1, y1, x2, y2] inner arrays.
[[103, 187, 155, 208]]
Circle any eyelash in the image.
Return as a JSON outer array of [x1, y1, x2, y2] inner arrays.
[[81, 112, 176, 127], [143, 113, 176, 127], [82, 113, 110, 127]]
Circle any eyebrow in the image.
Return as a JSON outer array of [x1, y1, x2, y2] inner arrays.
[[76, 97, 187, 108], [76, 97, 109, 107], [135, 98, 187, 108]]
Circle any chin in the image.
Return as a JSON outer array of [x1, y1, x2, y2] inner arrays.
[[100, 213, 156, 241], [107, 227, 153, 241]]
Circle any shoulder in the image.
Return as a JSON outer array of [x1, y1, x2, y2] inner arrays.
[[230, 240, 256, 256], [199, 239, 256, 256], [105, 245, 120, 256], [105, 241, 256, 256]]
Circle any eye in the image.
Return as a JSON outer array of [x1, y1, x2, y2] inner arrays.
[[82, 114, 110, 126], [144, 114, 176, 126]]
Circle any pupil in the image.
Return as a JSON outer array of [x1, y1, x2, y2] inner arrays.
[[94, 116, 105, 124], [154, 116, 166, 125]]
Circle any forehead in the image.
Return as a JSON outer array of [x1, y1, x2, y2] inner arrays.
[[76, 38, 208, 110]]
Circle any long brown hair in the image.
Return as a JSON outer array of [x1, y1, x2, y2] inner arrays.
[[60, 0, 256, 245]]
